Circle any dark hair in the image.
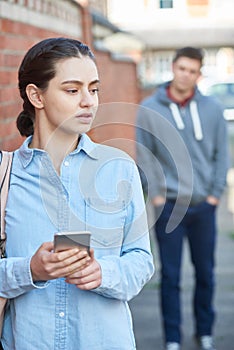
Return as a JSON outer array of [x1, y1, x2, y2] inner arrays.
[[17, 37, 95, 136], [173, 47, 204, 65]]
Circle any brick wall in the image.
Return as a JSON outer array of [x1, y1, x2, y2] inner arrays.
[[0, 0, 140, 159], [89, 50, 140, 158], [0, 0, 82, 150], [0, 18, 68, 150]]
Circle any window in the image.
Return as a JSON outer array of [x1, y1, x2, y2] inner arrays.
[[160, 0, 173, 8]]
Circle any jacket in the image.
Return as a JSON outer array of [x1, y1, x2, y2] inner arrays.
[[136, 82, 229, 205]]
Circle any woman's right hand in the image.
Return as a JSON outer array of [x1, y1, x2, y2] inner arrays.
[[30, 242, 91, 282]]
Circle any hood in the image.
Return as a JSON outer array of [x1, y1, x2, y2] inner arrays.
[[155, 82, 203, 141]]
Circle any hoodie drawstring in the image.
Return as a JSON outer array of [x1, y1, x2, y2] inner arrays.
[[190, 101, 203, 140], [169, 103, 185, 130], [169, 101, 203, 141]]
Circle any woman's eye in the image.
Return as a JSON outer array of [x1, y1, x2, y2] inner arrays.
[[67, 89, 78, 94]]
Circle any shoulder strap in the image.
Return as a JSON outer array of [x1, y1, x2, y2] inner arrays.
[[0, 151, 13, 257]]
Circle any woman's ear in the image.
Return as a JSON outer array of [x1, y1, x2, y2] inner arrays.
[[26, 84, 44, 109]]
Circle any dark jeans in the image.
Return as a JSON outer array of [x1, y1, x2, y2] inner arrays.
[[155, 200, 216, 344], [0, 341, 3, 350]]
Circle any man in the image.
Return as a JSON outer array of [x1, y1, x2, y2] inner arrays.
[[136, 47, 229, 350]]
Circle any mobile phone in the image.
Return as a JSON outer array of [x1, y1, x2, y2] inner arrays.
[[54, 231, 91, 253]]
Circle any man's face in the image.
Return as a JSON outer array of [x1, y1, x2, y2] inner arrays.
[[172, 56, 201, 93]]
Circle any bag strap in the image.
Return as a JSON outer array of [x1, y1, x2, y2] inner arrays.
[[0, 151, 13, 257]]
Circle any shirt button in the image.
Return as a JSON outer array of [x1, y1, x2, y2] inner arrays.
[[59, 312, 65, 318], [64, 161, 69, 167]]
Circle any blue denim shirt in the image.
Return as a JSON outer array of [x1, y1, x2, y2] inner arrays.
[[0, 134, 154, 350]]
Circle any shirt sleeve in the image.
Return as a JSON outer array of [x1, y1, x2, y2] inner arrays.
[[210, 111, 229, 198], [0, 256, 48, 298], [136, 105, 165, 199]]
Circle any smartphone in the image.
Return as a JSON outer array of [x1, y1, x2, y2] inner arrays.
[[54, 231, 91, 254]]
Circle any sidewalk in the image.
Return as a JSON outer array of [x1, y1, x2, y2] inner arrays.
[[129, 190, 234, 350]]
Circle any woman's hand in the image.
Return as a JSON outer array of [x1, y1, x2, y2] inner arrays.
[[30, 242, 91, 282], [65, 248, 102, 290]]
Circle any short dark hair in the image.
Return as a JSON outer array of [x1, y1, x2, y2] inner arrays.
[[173, 47, 204, 65], [17, 37, 95, 137]]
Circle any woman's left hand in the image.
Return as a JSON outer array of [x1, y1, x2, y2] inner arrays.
[[65, 248, 102, 290]]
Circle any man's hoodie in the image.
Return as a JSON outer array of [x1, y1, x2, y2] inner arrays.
[[136, 82, 229, 205]]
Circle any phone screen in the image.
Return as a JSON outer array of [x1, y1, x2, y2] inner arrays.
[[54, 231, 91, 253]]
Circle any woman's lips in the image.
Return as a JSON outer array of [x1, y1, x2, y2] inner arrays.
[[76, 113, 93, 123]]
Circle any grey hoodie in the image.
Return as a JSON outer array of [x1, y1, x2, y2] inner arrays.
[[136, 82, 229, 205]]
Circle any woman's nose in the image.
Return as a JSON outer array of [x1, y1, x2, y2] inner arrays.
[[80, 91, 94, 107]]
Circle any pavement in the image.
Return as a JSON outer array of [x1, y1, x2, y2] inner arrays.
[[129, 189, 234, 350]]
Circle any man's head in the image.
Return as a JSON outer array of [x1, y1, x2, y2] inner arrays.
[[173, 47, 204, 66], [171, 47, 204, 95]]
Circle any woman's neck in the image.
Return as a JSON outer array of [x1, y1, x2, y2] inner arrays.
[[30, 128, 79, 174]]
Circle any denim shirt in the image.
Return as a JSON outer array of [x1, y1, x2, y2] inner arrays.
[[0, 134, 154, 350]]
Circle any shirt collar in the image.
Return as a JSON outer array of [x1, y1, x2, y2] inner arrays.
[[74, 133, 99, 160], [18, 133, 99, 168], [167, 85, 195, 107]]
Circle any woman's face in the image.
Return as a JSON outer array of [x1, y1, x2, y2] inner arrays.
[[38, 56, 99, 136]]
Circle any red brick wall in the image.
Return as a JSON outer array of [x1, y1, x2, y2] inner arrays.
[[0, 1, 140, 160], [89, 50, 140, 159], [0, 18, 70, 151]]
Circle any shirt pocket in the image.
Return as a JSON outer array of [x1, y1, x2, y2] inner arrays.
[[85, 197, 126, 249]]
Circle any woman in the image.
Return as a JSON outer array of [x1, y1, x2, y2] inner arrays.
[[0, 37, 154, 349]]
